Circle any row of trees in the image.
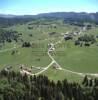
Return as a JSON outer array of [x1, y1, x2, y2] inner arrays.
[[0, 69, 98, 100]]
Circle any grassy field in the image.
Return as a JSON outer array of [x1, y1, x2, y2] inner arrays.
[[0, 19, 98, 81], [42, 67, 83, 82], [54, 40, 98, 73], [0, 42, 51, 69]]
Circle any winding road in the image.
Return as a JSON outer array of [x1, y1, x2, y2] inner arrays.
[[1, 31, 98, 78], [21, 31, 98, 78]]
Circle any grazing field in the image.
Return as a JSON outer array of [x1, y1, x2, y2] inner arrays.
[[54, 40, 98, 73], [0, 42, 51, 69], [0, 19, 98, 81], [42, 67, 83, 82]]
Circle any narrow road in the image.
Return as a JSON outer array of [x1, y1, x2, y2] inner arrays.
[[20, 32, 71, 76]]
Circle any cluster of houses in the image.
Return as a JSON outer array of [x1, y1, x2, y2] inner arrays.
[[63, 26, 87, 40], [52, 63, 60, 69]]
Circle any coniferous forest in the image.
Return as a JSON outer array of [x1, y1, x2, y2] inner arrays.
[[0, 70, 98, 100]]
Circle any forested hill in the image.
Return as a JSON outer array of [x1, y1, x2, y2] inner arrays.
[[0, 12, 98, 20], [37, 12, 98, 19], [37, 12, 98, 24], [0, 12, 98, 27]]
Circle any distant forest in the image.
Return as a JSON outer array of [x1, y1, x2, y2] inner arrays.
[[0, 12, 98, 27]]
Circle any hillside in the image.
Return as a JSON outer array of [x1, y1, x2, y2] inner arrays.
[[0, 14, 98, 82], [0, 12, 98, 27]]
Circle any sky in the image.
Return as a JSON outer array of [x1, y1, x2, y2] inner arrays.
[[0, 0, 98, 15]]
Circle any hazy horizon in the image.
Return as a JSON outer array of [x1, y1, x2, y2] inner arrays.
[[0, 11, 98, 16], [0, 0, 98, 15]]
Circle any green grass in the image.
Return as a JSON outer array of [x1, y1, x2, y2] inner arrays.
[[54, 40, 98, 73], [42, 67, 83, 83], [0, 20, 98, 81], [84, 27, 98, 35], [0, 42, 15, 50], [0, 43, 51, 70]]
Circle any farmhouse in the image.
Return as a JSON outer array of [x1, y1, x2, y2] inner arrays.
[[64, 35, 73, 40], [48, 43, 55, 52], [52, 63, 59, 69]]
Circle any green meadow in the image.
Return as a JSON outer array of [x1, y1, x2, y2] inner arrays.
[[0, 19, 98, 81]]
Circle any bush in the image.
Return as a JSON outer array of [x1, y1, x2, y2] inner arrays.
[[84, 43, 90, 46], [64, 36, 73, 40], [75, 40, 80, 46], [22, 42, 31, 47]]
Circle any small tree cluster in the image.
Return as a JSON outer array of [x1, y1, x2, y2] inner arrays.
[[22, 42, 31, 47], [75, 34, 96, 47]]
